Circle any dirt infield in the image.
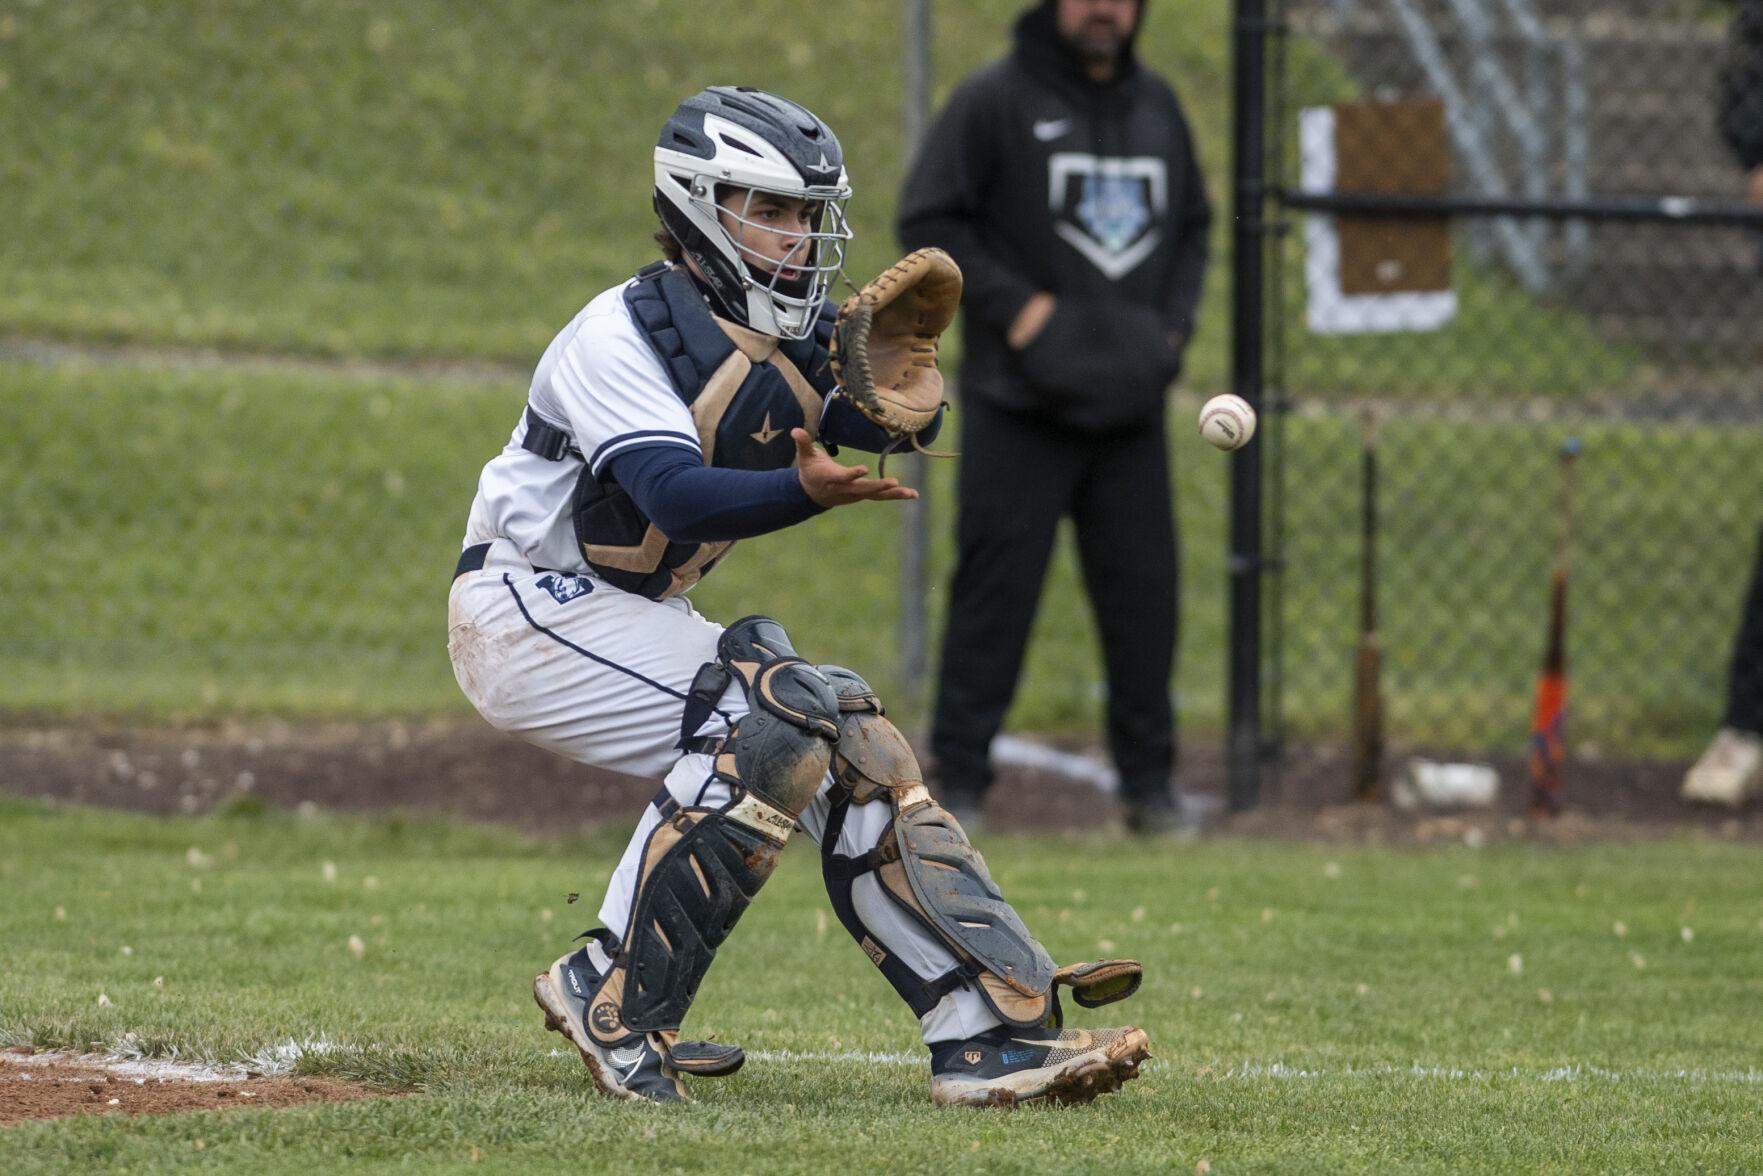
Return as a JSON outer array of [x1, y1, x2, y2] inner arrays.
[[0, 1049, 386, 1126], [1, 720, 1755, 844]]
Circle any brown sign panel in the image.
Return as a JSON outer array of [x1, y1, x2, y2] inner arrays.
[[1333, 99, 1452, 296]]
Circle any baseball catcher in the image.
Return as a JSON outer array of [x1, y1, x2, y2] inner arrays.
[[448, 84, 1150, 1107]]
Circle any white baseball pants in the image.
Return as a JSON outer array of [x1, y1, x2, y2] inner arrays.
[[447, 538, 999, 1044]]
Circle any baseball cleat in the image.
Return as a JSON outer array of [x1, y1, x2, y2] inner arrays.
[[1121, 793, 1185, 836], [1680, 727, 1763, 807], [928, 1024, 1151, 1108], [533, 948, 687, 1103]]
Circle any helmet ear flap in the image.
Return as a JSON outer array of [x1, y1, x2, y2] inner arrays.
[[653, 184, 750, 322]]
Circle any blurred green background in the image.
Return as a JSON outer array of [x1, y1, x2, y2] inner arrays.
[[1, 0, 1235, 737], [2, 0, 1751, 756]]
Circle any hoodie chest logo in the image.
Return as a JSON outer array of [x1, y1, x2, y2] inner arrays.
[[1048, 153, 1168, 280]]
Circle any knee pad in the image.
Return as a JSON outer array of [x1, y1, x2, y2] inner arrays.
[[819, 665, 932, 808], [711, 616, 840, 818]]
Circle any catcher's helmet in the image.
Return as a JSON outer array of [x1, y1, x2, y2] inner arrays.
[[654, 86, 852, 340]]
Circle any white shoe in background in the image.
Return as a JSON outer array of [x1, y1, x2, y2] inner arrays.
[[1680, 728, 1763, 807]]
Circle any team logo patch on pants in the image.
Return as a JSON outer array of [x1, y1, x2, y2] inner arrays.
[[536, 573, 593, 604]]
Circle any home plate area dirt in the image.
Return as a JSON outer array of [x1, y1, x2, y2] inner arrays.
[[1, 1049, 386, 1126], [1, 720, 1753, 844]]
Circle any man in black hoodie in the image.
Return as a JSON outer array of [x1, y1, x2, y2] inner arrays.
[[898, 0, 1211, 832]]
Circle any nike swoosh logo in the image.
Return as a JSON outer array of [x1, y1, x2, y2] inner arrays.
[[750, 412, 785, 445], [607, 1046, 646, 1083], [1013, 1029, 1094, 1051], [1033, 118, 1072, 141]]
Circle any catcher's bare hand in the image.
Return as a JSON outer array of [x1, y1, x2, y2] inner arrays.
[[793, 429, 918, 507]]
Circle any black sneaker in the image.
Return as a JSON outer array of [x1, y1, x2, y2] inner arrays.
[[1121, 792, 1185, 836], [929, 1023, 1150, 1107], [533, 946, 687, 1103]]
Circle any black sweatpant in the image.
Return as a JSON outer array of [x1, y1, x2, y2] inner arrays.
[[930, 395, 1177, 803], [1721, 522, 1763, 734]]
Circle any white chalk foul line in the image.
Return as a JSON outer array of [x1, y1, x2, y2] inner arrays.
[[22, 1038, 1757, 1088], [1, 1034, 361, 1083], [1211, 1061, 1763, 1085], [3, 1050, 257, 1084], [545, 1048, 1763, 1086], [746, 1048, 923, 1066], [546, 1047, 923, 1066]]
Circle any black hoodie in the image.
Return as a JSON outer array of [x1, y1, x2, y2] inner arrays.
[[897, 0, 1212, 432]]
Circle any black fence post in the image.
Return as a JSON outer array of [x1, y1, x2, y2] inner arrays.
[[1227, 0, 1268, 812], [896, 0, 932, 717]]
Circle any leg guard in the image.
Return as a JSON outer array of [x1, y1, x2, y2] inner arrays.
[[819, 666, 1100, 1029], [608, 803, 786, 1036], [588, 616, 839, 1042]]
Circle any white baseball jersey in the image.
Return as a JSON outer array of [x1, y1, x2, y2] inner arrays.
[[463, 281, 702, 574]]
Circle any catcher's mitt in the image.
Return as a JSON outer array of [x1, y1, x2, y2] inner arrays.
[[829, 248, 962, 464]]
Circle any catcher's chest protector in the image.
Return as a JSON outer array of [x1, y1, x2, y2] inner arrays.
[[565, 264, 838, 600]]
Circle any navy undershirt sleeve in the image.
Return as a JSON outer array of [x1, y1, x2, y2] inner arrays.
[[819, 395, 944, 453], [607, 444, 825, 543]]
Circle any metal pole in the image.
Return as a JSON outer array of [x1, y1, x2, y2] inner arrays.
[[1227, 0, 1268, 811], [898, 0, 933, 713]]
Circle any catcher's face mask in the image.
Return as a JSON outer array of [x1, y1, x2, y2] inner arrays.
[[654, 89, 852, 339], [707, 185, 851, 329]]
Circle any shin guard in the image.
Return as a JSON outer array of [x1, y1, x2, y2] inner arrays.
[[587, 616, 839, 1044], [817, 666, 1145, 1028], [607, 805, 786, 1036], [816, 667, 1057, 1027]]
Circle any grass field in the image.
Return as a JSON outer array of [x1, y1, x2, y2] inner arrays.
[[3, 796, 1762, 1171], [7, 0, 1228, 367], [6, 4, 1760, 1169], [0, 357, 1231, 735], [4, 0, 1644, 400]]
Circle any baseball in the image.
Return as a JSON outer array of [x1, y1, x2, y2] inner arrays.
[[1198, 394, 1257, 451]]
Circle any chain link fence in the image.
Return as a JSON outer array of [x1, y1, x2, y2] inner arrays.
[[1254, 0, 1763, 792]]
